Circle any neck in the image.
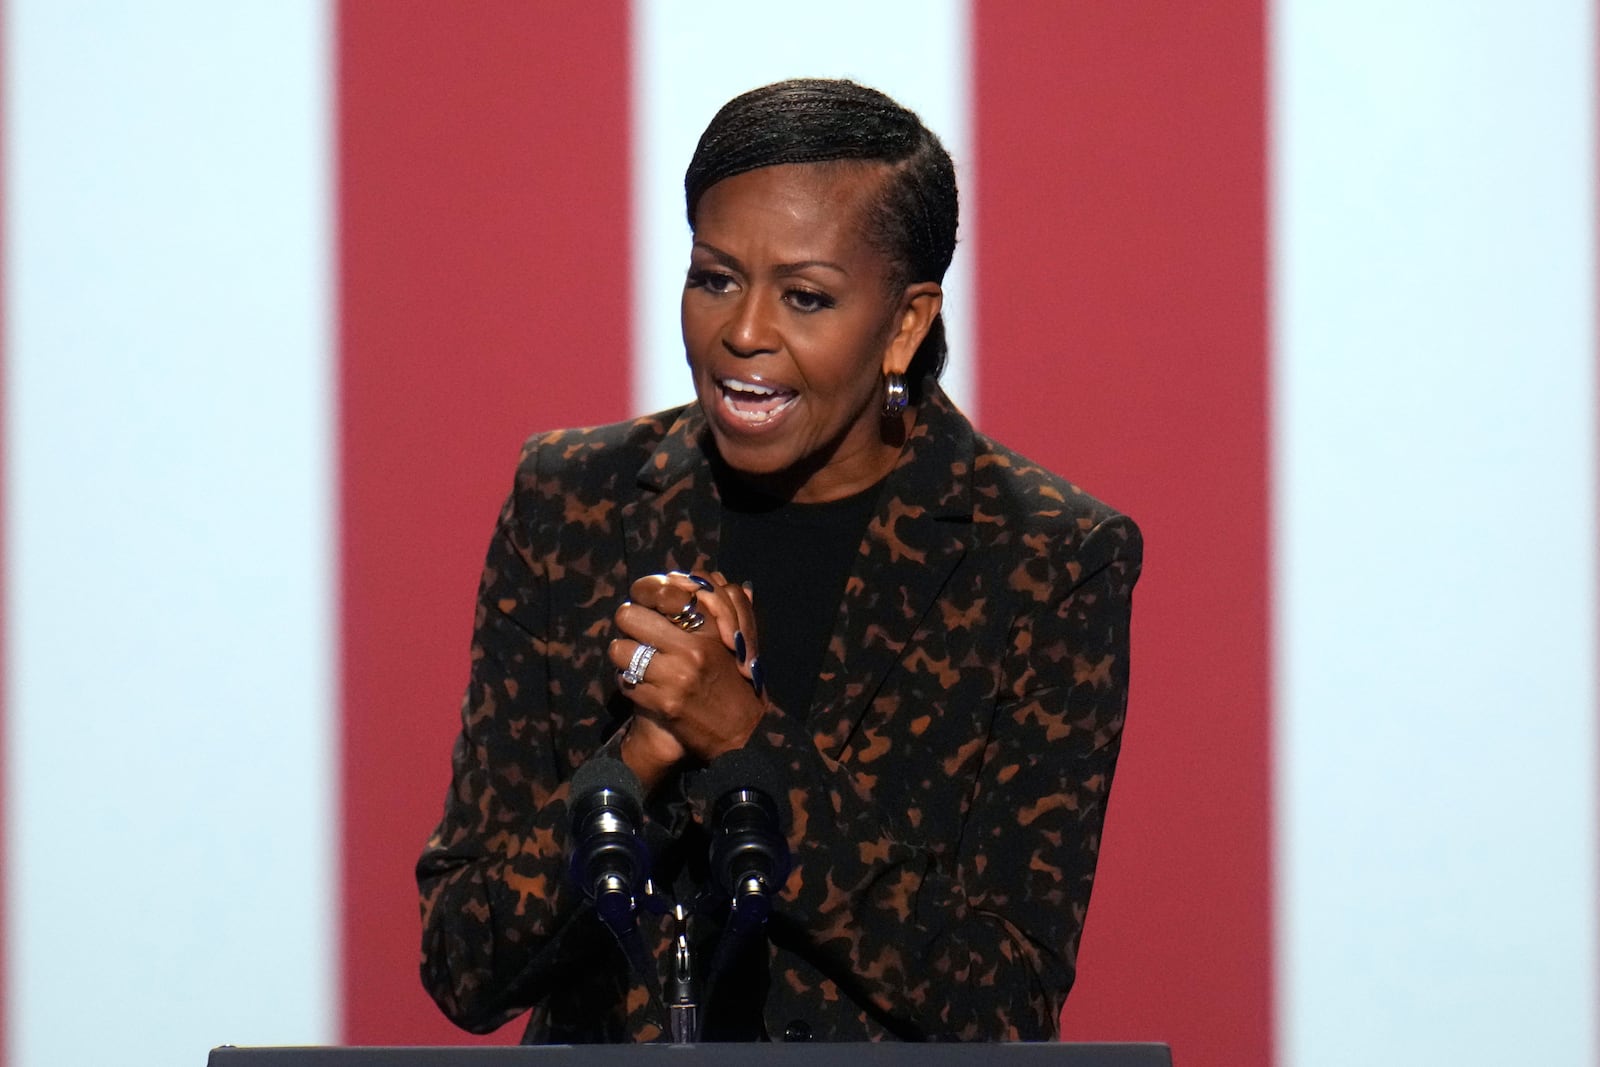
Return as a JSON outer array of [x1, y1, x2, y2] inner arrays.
[[716, 409, 911, 504]]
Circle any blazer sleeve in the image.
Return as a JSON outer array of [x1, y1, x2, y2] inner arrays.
[[698, 511, 1143, 1040], [415, 446, 588, 1034]]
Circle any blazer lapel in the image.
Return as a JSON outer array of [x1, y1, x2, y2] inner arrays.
[[807, 387, 974, 759], [620, 404, 723, 579]]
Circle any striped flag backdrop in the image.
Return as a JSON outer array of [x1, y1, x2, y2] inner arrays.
[[2, 3, 1594, 1065]]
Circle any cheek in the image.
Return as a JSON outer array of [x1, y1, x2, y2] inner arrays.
[[680, 303, 713, 358], [810, 320, 892, 389]]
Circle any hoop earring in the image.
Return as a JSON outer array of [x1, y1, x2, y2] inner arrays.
[[882, 371, 909, 416]]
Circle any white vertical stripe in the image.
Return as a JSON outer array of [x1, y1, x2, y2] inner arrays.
[[3, 4, 337, 1064], [631, 0, 975, 419], [1272, 3, 1598, 1065]]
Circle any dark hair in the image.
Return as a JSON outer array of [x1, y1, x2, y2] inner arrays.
[[684, 79, 959, 393]]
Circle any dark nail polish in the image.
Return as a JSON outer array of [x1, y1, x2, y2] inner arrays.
[[750, 657, 765, 698], [688, 574, 714, 590], [734, 631, 747, 663]]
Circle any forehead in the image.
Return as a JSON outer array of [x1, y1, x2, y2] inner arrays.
[[692, 162, 890, 257]]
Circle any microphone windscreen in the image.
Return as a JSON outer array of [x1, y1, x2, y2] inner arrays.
[[566, 753, 649, 923], [701, 746, 788, 831], [571, 754, 645, 809]]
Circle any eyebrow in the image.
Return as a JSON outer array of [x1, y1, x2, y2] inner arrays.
[[692, 240, 849, 277]]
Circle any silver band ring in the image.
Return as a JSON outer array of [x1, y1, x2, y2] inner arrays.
[[620, 642, 657, 689], [669, 592, 705, 632], [671, 609, 706, 632]]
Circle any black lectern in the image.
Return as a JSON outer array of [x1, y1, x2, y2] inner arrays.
[[208, 1045, 1172, 1067]]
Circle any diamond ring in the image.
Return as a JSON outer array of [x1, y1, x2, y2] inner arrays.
[[620, 642, 657, 689]]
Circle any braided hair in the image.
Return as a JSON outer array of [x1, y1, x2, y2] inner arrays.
[[684, 79, 960, 393]]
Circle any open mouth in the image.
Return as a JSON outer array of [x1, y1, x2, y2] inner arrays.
[[716, 377, 798, 426]]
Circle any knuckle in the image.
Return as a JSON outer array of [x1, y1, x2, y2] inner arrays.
[[632, 574, 671, 604]]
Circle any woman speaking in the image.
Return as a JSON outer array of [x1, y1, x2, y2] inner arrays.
[[417, 78, 1142, 1043]]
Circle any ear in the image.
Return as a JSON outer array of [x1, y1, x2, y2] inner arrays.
[[881, 282, 944, 376]]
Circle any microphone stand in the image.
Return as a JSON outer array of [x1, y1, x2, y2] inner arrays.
[[668, 903, 697, 1044], [697, 783, 791, 1041], [567, 760, 662, 1009]]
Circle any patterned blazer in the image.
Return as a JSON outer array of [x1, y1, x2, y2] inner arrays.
[[417, 385, 1142, 1042]]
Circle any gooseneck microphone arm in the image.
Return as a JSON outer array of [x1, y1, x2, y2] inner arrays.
[[566, 757, 659, 999], [709, 785, 792, 935], [698, 747, 793, 1039]]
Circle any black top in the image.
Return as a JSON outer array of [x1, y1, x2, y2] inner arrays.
[[715, 472, 884, 720]]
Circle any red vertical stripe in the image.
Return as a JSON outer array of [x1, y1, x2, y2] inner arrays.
[[0, 7, 9, 1064], [338, 5, 633, 1043], [973, 6, 1272, 1064]]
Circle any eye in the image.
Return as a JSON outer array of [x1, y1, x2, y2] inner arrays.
[[785, 287, 835, 313], [686, 268, 737, 295]]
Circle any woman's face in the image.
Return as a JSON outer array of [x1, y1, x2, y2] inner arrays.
[[682, 162, 940, 503]]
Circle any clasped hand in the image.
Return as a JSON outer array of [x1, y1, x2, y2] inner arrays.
[[608, 572, 764, 791]]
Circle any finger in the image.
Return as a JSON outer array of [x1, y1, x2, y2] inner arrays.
[[607, 636, 652, 697], [631, 572, 714, 635], [704, 573, 760, 685], [721, 576, 760, 681], [681, 581, 740, 652], [619, 711, 684, 776], [607, 635, 650, 674], [629, 573, 700, 616], [676, 575, 741, 667], [614, 600, 714, 654], [636, 572, 736, 646], [607, 634, 687, 707]]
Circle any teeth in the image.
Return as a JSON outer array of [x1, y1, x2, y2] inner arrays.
[[721, 377, 781, 396], [719, 389, 797, 424]]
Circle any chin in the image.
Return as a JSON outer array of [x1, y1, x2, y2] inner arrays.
[[706, 429, 796, 478]]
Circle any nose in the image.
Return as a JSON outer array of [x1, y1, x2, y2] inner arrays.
[[723, 291, 778, 358]]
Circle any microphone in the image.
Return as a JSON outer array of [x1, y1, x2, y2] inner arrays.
[[704, 748, 791, 932], [567, 756, 649, 931]]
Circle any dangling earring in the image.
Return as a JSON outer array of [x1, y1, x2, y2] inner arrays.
[[882, 371, 909, 416]]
